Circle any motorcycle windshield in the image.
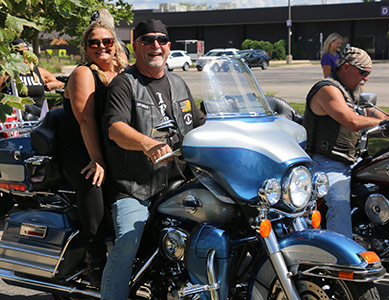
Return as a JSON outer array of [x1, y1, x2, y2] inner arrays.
[[201, 57, 272, 118]]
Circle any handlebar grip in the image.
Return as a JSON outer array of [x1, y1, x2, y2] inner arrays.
[[155, 149, 181, 164]]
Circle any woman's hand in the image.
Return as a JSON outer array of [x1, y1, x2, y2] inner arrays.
[[81, 160, 105, 187]]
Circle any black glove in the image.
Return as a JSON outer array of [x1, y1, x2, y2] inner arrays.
[[379, 120, 389, 136]]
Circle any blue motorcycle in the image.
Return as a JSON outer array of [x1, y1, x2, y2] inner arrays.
[[0, 57, 385, 299]]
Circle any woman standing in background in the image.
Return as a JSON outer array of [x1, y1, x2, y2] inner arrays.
[[321, 33, 343, 78]]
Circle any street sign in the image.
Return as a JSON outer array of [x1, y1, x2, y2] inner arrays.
[[381, 6, 389, 16], [286, 19, 292, 27]]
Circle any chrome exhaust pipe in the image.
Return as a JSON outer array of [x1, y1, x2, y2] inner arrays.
[[0, 268, 101, 298]]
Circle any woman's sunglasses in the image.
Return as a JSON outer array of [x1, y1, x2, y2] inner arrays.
[[87, 37, 115, 48], [140, 35, 169, 46]]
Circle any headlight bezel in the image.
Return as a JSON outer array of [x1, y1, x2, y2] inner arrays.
[[312, 171, 329, 198], [282, 166, 312, 210], [258, 178, 281, 206]]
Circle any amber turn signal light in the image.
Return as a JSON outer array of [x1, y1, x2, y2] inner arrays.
[[311, 210, 321, 229], [259, 219, 272, 238], [360, 251, 380, 263]]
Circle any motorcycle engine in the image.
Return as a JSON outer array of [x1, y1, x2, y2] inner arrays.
[[161, 228, 188, 262], [365, 193, 389, 224]]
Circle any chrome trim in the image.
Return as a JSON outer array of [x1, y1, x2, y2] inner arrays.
[[20, 223, 47, 239], [300, 264, 385, 282], [207, 249, 219, 300], [0, 258, 54, 273], [52, 230, 80, 277], [131, 248, 159, 285], [0, 243, 59, 260], [263, 230, 301, 300], [0, 268, 100, 298]]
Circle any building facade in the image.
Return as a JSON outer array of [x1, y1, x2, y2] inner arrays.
[[117, 1, 389, 60]]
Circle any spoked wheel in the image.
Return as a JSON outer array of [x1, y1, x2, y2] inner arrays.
[[267, 276, 380, 300]]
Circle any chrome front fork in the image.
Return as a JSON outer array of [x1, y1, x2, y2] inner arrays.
[[261, 229, 301, 300]]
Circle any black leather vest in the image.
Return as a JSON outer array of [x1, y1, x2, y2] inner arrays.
[[107, 68, 197, 202], [303, 77, 360, 164]]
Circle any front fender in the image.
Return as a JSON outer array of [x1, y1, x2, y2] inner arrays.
[[252, 229, 385, 299], [279, 229, 365, 266], [278, 229, 385, 281]]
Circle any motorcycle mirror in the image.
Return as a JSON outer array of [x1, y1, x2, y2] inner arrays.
[[359, 93, 377, 108], [151, 120, 178, 139]]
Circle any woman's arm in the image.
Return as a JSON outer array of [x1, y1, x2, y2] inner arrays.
[[66, 66, 105, 186]]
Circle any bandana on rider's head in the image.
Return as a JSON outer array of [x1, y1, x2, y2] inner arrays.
[[11, 39, 29, 52], [337, 46, 372, 69], [134, 19, 168, 40]]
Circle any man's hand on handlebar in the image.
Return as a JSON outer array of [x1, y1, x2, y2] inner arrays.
[[143, 140, 174, 164]]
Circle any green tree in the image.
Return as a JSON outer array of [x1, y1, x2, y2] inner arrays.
[[241, 39, 254, 49], [273, 40, 286, 60]]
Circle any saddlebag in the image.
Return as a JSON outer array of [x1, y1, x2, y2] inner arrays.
[[0, 135, 63, 192], [0, 208, 85, 278]]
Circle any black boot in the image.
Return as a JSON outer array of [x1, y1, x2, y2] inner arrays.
[[86, 236, 107, 287]]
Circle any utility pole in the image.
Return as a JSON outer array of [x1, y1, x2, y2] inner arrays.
[[286, 0, 293, 64]]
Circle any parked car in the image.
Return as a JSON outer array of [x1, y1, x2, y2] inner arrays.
[[166, 50, 192, 71], [195, 48, 239, 71], [235, 49, 270, 69]]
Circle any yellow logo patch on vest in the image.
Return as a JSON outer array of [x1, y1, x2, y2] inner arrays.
[[180, 100, 191, 112]]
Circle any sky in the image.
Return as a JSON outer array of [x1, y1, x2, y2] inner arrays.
[[126, 0, 362, 10]]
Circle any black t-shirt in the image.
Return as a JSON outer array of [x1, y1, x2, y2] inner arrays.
[[105, 66, 203, 129]]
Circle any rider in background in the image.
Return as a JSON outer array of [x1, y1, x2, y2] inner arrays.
[[54, 19, 125, 286], [0, 39, 64, 120], [321, 33, 343, 78], [303, 47, 389, 239]]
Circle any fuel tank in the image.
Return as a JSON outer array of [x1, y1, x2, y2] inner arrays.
[[181, 117, 311, 203], [158, 181, 236, 224], [354, 151, 389, 185]]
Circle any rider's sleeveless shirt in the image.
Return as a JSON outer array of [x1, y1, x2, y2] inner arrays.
[[303, 76, 360, 164]]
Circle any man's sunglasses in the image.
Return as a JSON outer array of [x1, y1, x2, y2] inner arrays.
[[354, 65, 370, 77], [140, 35, 169, 46], [87, 37, 115, 48]]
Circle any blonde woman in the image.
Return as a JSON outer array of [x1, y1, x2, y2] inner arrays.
[[54, 19, 125, 286], [321, 33, 343, 78]]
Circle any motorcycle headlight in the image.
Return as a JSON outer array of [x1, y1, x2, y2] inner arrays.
[[258, 178, 281, 205], [282, 166, 312, 209], [312, 172, 329, 198]]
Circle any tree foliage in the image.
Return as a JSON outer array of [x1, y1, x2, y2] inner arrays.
[[0, 0, 133, 122], [241, 39, 286, 60]]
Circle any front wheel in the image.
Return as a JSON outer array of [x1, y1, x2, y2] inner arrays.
[[260, 276, 380, 300]]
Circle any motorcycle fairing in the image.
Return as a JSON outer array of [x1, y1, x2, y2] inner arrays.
[[182, 117, 311, 203], [185, 222, 230, 300]]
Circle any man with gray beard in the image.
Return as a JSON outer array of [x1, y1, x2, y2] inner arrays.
[[303, 47, 389, 238]]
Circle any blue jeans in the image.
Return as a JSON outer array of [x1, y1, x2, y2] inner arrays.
[[312, 154, 352, 239], [100, 197, 149, 300]]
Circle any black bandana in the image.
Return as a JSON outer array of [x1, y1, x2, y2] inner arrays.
[[134, 19, 168, 40]]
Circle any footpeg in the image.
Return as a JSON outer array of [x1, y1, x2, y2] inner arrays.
[[178, 283, 219, 297], [179, 249, 220, 300]]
